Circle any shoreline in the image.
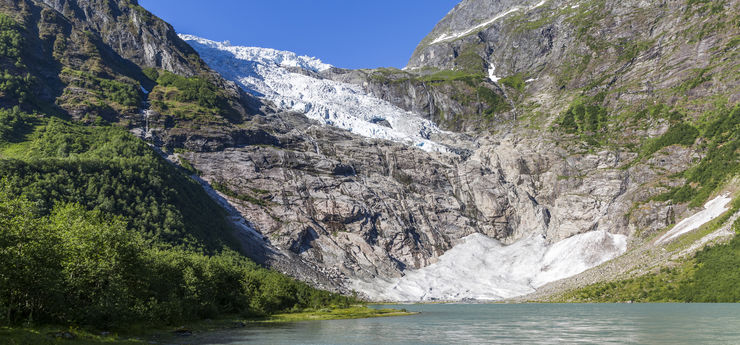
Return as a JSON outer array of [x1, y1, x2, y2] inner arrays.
[[0, 306, 417, 345]]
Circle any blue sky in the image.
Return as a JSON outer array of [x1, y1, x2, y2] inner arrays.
[[139, 0, 460, 69]]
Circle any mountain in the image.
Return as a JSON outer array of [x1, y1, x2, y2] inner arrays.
[[0, 0, 357, 330], [176, 0, 739, 301], [1, 0, 737, 307]]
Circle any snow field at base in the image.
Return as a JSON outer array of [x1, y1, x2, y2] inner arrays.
[[656, 194, 733, 244], [353, 231, 627, 302], [180, 35, 447, 153]]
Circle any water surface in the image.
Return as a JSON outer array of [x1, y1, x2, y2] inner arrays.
[[172, 303, 740, 344]]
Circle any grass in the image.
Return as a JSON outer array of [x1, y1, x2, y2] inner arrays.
[[211, 180, 271, 207], [0, 326, 142, 345], [560, 193, 740, 303], [418, 70, 484, 84], [500, 73, 526, 93], [0, 307, 416, 345], [259, 306, 417, 322]]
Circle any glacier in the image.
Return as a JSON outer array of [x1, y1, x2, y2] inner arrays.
[[180, 33, 636, 303], [180, 35, 447, 152], [352, 231, 628, 302]]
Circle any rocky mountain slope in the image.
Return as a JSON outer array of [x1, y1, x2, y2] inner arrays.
[[173, 0, 738, 301], [5, 0, 736, 302], [0, 0, 269, 140]]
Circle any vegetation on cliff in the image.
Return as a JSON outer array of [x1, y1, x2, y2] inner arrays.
[[0, 114, 356, 330], [0, 7, 358, 337], [562, 201, 740, 302]]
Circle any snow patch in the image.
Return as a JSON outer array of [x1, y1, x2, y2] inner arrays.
[[680, 211, 739, 256], [532, 0, 548, 9], [656, 194, 732, 244], [181, 35, 446, 152], [353, 230, 627, 301], [488, 64, 500, 82], [431, 7, 521, 45], [430, 1, 550, 45]]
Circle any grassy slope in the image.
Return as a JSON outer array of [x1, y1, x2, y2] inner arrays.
[[558, 195, 740, 303]]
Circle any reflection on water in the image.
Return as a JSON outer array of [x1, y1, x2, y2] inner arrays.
[[171, 304, 740, 345]]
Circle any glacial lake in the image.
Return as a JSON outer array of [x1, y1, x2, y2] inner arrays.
[[171, 303, 740, 344]]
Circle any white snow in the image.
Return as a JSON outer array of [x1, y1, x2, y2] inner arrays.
[[525, 78, 538, 83], [532, 0, 548, 9], [656, 194, 733, 244], [488, 64, 500, 82], [431, 7, 521, 45], [353, 230, 627, 301], [430, 1, 549, 45], [680, 211, 739, 257], [180, 34, 447, 152]]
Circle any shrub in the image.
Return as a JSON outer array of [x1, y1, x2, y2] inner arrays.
[[0, 106, 34, 141], [500, 74, 525, 93], [641, 122, 699, 157], [556, 96, 607, 134], [0, 192, 354, 328]]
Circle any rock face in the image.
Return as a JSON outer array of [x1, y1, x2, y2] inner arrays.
[[407, 0, 548, 71], [338, 0, 740, 132], [39, 0, 201, 76], [175, 109, 690, 299], [11, 0, 737, 301], [5, 0, 263, 124], [173, 0, 738, 300]]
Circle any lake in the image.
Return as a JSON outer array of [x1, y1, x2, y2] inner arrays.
[[171, 303, 740, 344]]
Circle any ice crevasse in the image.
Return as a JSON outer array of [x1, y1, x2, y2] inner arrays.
[[180, 34, 448, 153]]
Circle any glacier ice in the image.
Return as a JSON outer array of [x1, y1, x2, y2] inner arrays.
[[180, 35, 447, 152], [352, 231, 628, 301]]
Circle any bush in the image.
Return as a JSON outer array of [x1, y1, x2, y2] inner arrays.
[[556, 97, 607, 134], [0, 14, 23, 64], [653, 105, 738, 207], [478, 86, 511, 118], [641, 122, 699, 157], [0, 14, 35, 105], [0, 118, 234, 249], [61, 68, 140, 108], [0, 192, 354, 328], [0, 106, 34, 141]]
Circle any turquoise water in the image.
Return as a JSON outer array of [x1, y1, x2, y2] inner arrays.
[[173, 304, 740, 344]]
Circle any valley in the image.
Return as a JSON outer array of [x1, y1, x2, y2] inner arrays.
[[0, 0, 738, 343]]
